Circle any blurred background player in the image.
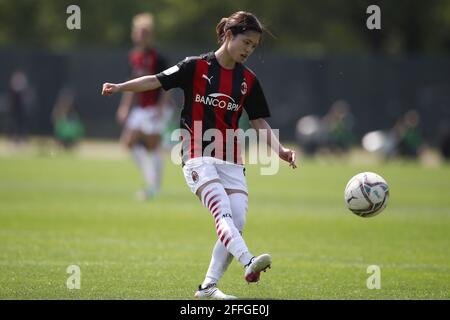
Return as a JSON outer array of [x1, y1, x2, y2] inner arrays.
[[392, 109, 424, 159], [7, 69, 32, 146], [51, 85, 84, 149], [116, 12, 174, 200], [322, 99, 355, 154], [295, 100, 355, 157]]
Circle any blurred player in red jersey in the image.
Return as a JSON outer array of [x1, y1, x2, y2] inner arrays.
[[117, 13, 173, 200], [103, 11, 296, 299]]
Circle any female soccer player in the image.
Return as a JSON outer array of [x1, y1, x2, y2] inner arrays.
[[117, 13, 173, 200], [102, 11, 297, 299]]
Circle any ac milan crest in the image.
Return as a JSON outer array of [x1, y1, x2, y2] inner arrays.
[[191, 171, 199, 183], [241, 81, 247, 95]]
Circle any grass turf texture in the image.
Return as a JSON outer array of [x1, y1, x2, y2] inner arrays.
[[0, 144, 449, 299]]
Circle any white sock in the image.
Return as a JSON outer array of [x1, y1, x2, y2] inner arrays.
[[202, 240, 233, 287], [228, 193, 248, 232], [200, 182, 253, 266], [202, 192, 249, 287]]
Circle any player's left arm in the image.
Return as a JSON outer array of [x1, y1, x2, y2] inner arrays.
[[250, 118, 297, 169]]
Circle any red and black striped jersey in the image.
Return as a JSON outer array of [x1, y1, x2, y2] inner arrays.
[[156, 52, 271, 164], [129, 48, 168, 108]]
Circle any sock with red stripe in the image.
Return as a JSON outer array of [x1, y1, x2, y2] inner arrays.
[[200, 182, 253, 267], [202, 192, 249, 287]]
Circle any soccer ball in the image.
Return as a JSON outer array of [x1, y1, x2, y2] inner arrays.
[[344, 172, 389, 217]]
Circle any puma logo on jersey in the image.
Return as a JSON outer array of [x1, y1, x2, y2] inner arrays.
[[202, 74, 213, 85]]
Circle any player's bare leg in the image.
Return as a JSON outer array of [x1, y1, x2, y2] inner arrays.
[[142, 133, 163, 195], [121, 129, 162, 199]]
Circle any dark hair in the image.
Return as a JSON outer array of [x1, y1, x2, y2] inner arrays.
[[216, 11, 266, 44]]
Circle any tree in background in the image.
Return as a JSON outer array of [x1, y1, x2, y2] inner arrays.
[[0, 0, 449, 54]]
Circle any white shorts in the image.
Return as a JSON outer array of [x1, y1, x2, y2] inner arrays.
[[183, 157, 247, 194], [126, 106, 171, 135]]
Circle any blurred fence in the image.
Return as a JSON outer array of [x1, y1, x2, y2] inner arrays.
[[1, 48, 449, 144]]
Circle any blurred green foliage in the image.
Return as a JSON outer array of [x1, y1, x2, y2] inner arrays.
[[0, 0, 449, 54]]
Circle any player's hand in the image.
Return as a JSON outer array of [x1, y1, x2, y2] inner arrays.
[[102, 83, 120, 96], [279, 147, 297, 169]]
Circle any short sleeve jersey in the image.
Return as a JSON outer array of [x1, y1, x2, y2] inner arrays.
[[156, 52, 271, 164], [128, 48, 168, 108]]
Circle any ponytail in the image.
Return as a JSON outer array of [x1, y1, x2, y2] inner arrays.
[[216, 17, 228, 44], [215, 12, 268, 45]]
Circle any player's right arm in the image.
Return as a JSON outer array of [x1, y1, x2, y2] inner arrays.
[[103, 56, 195, 97], [102, 75, 162, 96]]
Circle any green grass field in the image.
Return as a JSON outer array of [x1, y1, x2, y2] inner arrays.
[[0, 141, 449, 299]]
